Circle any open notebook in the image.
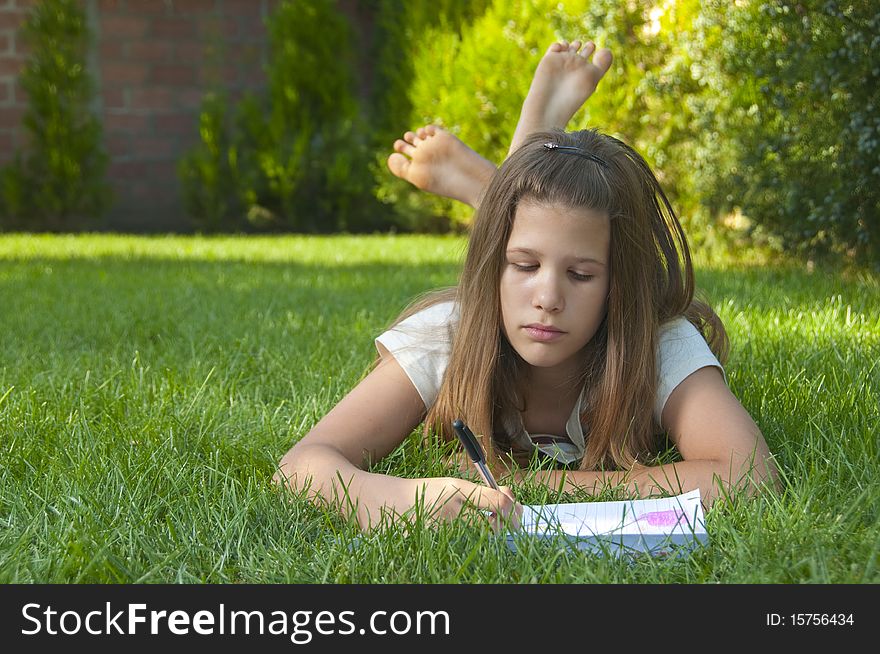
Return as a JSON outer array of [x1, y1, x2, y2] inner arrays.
[[506, 489, 707, 557]]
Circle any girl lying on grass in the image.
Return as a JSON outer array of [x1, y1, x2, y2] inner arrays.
[[274, 40, 779, 530]]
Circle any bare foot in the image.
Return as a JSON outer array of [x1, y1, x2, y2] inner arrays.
[[387, 125, 496, 208], [509, 40, 613, 155]]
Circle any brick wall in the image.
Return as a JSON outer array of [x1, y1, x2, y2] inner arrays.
[[0, 0, 285, 231], [0, 0, 32, 167]]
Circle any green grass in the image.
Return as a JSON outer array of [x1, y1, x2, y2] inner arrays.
[[0, 233, 877, 583]]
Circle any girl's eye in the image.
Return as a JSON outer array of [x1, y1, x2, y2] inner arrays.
[[510, 263, 594, 281]]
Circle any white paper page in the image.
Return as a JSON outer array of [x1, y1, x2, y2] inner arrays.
[[519, 489, 705, 538]]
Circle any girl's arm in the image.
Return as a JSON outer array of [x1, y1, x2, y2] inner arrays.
[[273, 353, 519, 530], [526, 367, 780, 507]]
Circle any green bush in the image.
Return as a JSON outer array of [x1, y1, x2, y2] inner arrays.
[[0, 0, 109, 231], [180, 0, 879, 258], [377, 0, 695, 230], [178, 92, 235, 232], [180, 0, 385, 233], [698, 1, 880, 264], [365, 0, 491, 232]]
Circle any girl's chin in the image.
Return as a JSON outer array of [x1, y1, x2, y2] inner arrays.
[[512, 347, 572, 370]]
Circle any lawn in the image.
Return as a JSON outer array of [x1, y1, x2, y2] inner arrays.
[[0, 233, 877, 583]]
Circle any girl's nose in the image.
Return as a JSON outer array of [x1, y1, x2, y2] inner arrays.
[[533, 273, 564, 313]]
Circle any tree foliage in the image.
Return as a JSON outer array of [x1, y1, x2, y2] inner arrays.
[[181, 0, 383, 232], [700, 1, 880, 262], [0, 0, 109, 231], [179, 0, 879, 262]]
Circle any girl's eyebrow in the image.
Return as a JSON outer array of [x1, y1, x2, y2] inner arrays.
[[505, 247, 607, 267]]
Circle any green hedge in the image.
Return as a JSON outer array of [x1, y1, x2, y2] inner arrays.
[[179, 0, 879, 264], [0, 0, 109, 231], [698, 1, 880, 264], [180, 0, 384, 233]]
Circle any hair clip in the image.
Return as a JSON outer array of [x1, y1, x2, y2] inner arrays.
[[543, 142, 608, 168]]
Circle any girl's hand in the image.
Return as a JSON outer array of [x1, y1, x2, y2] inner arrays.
[[366, 476, 522, 532]]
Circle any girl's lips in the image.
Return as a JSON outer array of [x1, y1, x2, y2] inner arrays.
[[523, 326, 565, 342]]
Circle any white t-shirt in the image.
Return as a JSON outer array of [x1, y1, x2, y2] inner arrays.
[[375, 301, 723, 464]]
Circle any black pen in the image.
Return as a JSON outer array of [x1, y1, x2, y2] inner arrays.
[[452, 419, 499, 490]]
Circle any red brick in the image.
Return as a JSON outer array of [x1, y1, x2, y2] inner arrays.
[[107, 160, 155, 179], [130, 182, 156, 201], [199, 63, 238, 86], [130, 87, 174, 111], [151, 64, 195, 86], [177, 88, 205, 111], [0, 58, 25, 77], [0, 77, 11, 102], [101, 15, 150, 39], [237, 16, 268, 40], [155, 112, 198, 135], [225, 0, 267, 12], [128, 40, 173, 62], [241, 43, 264, 65], [0, 104, 25, 128], [98, 0, 125, 11], [107, 159, 177, 184], [102, 86, 127, 110], [0, 129, 14, 162], [152, 17, 196, 38], [101, 62, 150, 84], [198, 15, 238, 39], [0, 14, 26, 31], [173, 41, 205, 62], [11, 126, 29, 148], [0, 32, 10, 54], [12, 78, 25, 104], [132, 136, 176, 159], [125, 0, 172, 14], [11, 36, 28, 58], [105, 132, 131, 158], [99, 41, 127, 60], [103, 112, 151, 131], [170, 0, 218, 15]]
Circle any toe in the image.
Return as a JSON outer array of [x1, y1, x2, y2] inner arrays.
[[387, 152, 410, 179], [570, 40, 582, 52], [416, 127, 427, 139], [594, 48, 613, 73], [581, 40, 596, 58], [403, 130, 417, 145], [548, 42, 565, 54], [393, 139, 416, 157], [425, 124, 438, 136]]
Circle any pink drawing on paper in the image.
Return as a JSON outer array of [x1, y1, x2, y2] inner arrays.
[[636, 509, 686, 527]]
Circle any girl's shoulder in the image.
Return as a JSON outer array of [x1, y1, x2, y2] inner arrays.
[[654, 315, 726, 426], [657, 315, 721, 366], [658, 315, 700, 340], [395, 300, 458, 331], [374, 300, 458, 410]]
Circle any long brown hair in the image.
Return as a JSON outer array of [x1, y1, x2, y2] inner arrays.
[[394, 129, 727, 471]]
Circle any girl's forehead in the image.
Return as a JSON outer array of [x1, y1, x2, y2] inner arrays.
[[509, 200, 610, 240], [506, 200, 610, 261]]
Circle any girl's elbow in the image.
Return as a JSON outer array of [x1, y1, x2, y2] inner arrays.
[[726, 447, 781, 496], [273, 453, 296, 489], [273, 442, 311, 490]]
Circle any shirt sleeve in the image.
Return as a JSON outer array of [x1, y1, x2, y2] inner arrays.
[[374, 301, 456, 410], [654, 317, 726, 428]]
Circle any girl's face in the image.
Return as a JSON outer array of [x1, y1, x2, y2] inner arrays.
[[500, 199, 611, 379]]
